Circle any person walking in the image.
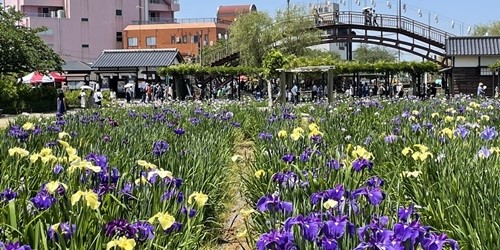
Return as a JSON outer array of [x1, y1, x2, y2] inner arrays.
[[291, 83, 298, 104], [93, 89, 103, 107], [477, 82, 486, 97], [79, 89, 87, 108], [56, 91, 67, 114]]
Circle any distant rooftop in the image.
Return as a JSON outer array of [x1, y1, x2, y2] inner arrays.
[[446, 36, 500, 56]]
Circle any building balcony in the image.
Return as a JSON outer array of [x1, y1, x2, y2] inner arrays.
[[147, 0, 179, 12], [18, 0, 64, 7], [133, 17, 231, 25]]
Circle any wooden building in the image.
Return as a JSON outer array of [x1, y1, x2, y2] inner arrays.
[[446, 36, 500, 96]]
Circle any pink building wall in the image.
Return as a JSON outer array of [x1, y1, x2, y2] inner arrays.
[[4, 0, 179, 63]]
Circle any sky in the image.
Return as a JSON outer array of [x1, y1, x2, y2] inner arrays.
[[177, 0, 500, 36]]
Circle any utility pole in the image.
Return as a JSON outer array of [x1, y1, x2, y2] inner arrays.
[[287, 0, 290, 11], [397, 0, 402, 28]]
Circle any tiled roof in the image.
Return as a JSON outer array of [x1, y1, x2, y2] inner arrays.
[[446, 36, 500, 56], [91, 49, 183, 69], [62, 61, 91, 72]]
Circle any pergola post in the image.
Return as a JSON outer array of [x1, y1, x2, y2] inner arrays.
[[280, 71, 287, 104], [327, 68, 334, 103]]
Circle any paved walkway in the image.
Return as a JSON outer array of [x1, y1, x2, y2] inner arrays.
[[0, 112, 63, 130]]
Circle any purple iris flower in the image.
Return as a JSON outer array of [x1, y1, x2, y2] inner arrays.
[[366, 176, 384, 187], [258, 132, 273, 141], [132, 221, 155, 242], [478, 147, 491, 158], [281, 153, 295, 164], [181, 206, 197, 218], [152, 140, 169, 156], [174, 127, 185, 135], [384, 134, 398, 144], [121, 183, 133, 197], [30, 190, 56, 210], [103, 134, 111, 142], [352, 187, 385, 206], [299, 149, 312, 162], [352, 158, 374, 172], [256, 194, 293, 213], [103, 219, 137, 238], [47, 222, 76, 241], [256, 230, 296, 250], [326, 159, 342, 170], [318, 237, 338, 250], [8, 125, 29, 142], [272, 171, 300, 188], [284, 214, 321, 241], [110, 167, 121, 183], [480, 126, 498, 141], [412, 123, 421, 133], [322, 216, 349, 239], [454, 126, 470, 138], [397, 204, 414, 222], [164, 222, 183, 235], [422, 233, 459, 250], [2, 242, 32, 250], [53, 164, 64, 176], [189, 117, 201, 125], [310, 135, 323, 144], [310, 185, 345, 204], [0, 188, 18, 203], [45, 141, 58, 147]]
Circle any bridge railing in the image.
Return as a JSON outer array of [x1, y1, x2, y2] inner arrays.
[[320, 11, 453, 46]]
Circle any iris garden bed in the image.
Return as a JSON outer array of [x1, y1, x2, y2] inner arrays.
[[1, 98, 499, 249]]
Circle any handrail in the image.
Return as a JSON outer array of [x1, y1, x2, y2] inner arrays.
[[205, 11, 454, 66]]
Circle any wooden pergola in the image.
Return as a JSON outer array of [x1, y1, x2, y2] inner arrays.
[[277, 65, 336, 104]]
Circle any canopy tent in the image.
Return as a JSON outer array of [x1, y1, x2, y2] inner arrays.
[[21, 72, 67, 84]]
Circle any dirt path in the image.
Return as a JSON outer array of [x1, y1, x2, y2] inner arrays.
[[219, 140, 254, 250]]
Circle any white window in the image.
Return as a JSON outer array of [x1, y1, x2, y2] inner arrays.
[[146, 37, 156, 46], [128, 37, 138, 47]]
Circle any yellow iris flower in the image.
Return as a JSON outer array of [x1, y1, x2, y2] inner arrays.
[[401, 147, 413, 156], [290, 132, 302, 141], [293, 127, 304, 134], [277, 130, 288, 138], [68, 159, 101, 173], [254, 169, 265, 178], [188, 192, 208, 207], [323, 199, 338, 210], [351, 146, 374, 160], [8, 147, 30, 158], [46, 181, 68, 194], [58, 140, 70, 148], [106, 237, 136, 250], [146, 169, 173, 180], [440, 128, 454, 139], [40, 148, 53, 157], [71, 190, 100, 210], [148, 212, 175, 230], [58, 131, 71, 140], [308, 123, 319, 131], [136, 160, 157, 170], [22, 122, 35, 131], [30, 153, 41, 163]]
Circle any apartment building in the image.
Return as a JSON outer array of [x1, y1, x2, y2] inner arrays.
[[123, 5, 255, 60], [4, 0, 180, 62]]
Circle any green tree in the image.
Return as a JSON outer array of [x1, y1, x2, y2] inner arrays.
[[228, 6, 322, 67], [271, 5, 322, 57], [228, 11, 274, 67], [0, 6, 64, 76], [473, 21, 500, 36], [353, 44, 396, 63]]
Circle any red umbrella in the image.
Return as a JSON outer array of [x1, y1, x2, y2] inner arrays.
[[21, 71, 67, 84]]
